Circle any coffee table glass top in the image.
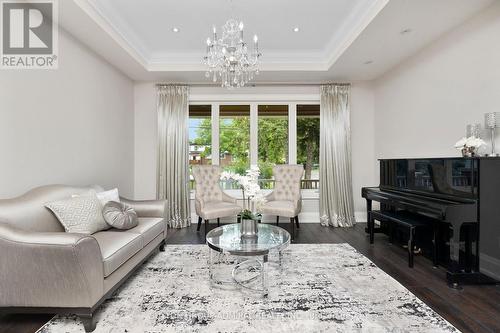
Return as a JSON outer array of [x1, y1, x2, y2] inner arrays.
[[206, 223, 290, 256]]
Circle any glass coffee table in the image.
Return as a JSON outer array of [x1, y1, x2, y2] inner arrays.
[[206, 223, 291, 297]]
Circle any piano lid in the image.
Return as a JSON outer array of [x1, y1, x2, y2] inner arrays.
[[379, 158, 478, 201]]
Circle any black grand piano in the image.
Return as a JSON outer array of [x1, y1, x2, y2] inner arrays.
[[362, 157, 500, 287]]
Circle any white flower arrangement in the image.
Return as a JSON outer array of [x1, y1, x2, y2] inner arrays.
[[221, 165, 267, 213], [455, 136, 486, 157], [454, 136, 486, 149]]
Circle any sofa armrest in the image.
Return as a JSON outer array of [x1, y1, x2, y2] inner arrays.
[[120, 197, 167, 219], [0, 222, 103, 308], [121, 198, 168, 237]]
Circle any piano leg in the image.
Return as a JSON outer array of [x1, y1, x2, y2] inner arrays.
[[448, 222, 462, 288], [465, 225, 472, 273], [447, 222, 499, 288], [389, 222, 395, 244], [408, 227, 415, 268], [432, 222, 439, 267], [366, 199, 374, 244]]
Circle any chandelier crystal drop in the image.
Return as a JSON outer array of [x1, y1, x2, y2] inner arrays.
[[203, 19, 261, 89]]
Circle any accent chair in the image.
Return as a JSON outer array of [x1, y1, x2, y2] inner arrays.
[[192, 165, 241, 235], [261, 164, 304, 240]]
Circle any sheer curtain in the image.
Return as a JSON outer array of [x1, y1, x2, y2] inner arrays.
[[157, 85, 191, 228], [319, 84, 355, 227]]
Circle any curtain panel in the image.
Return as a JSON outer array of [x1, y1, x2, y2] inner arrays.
[[157, 85, 191, 228], [319, 84, 355, 227]]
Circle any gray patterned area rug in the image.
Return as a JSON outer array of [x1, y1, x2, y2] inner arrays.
[[39, 244, 458, 333]]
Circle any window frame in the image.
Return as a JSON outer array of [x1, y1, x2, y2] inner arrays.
[[189, 95, 320, 197]]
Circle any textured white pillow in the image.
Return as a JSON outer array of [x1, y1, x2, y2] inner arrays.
[[73, 188, 120, 206], [96, 188, 120, 206], [45, 191, 110, 234]]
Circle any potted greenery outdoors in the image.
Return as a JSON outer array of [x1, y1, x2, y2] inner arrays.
[[220, 165, 266, 238]]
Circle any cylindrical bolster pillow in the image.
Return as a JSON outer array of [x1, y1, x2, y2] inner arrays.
[[102, 201, 138, 230]]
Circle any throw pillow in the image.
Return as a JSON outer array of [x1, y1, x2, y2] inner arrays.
[[96, 188, 120, 206], [45, 191, 110, 234], [102, 201, 138, 230], [72, 188, 120, 206]]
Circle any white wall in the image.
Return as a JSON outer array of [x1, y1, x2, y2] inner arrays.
[[351, 82, 376, 217], [371, 3, 500, 278], [0, 30, 135, 198], [374, 2, 500, 159], [133, 83, 376, 220], [134, 82, 157, 199]]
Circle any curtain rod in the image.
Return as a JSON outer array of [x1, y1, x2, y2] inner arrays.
[[155, 82, 350, 87]]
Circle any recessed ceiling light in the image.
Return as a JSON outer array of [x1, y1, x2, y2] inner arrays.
[[400, 28, 412, 35], [293, 27, 300, 32], [364, 60, 373, 65], [172, 27, 179, 33]]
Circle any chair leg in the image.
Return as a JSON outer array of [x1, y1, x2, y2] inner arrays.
[[217, 218, 220, 227], [205, 219, 209, 236], [276, 216, 279, 226], [294, 216, 300, 229], [197, 216, 202, 231], [290, 217, 295, 241]]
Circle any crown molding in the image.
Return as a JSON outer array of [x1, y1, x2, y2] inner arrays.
[[73, 0, 150, 67], [72, 0, 388, 73], [324, 0, 390, 68]]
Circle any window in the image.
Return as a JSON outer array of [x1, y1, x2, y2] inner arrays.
[[258, 105, 288, 188], [189, 105, 212, 189], [219, 105, 250, 176], [188, 102, 321, 193], [297, 105, 320, 189]]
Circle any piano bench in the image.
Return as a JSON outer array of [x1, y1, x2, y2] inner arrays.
[[368, 210, 439, 268]]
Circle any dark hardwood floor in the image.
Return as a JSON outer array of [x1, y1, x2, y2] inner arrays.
[[2, 222, 499, 333]]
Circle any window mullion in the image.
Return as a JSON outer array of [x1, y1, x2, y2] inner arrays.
[[212, 102, 220, 165], [289, 103, 297, 164], [250, 103, 258, 166]]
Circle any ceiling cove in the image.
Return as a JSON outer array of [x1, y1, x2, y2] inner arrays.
[[74, 0, 390, 72]]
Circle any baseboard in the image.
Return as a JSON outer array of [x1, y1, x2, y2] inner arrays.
[[480, 252, 500, 281], [355, 211, 367, 223], [191, 211, 367, 224]]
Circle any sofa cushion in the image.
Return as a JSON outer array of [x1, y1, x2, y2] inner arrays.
[[127, 218, 165, 245], [261, 200, 297, 217], [201, 201, 242, 220], [93, 231, 143, 277]]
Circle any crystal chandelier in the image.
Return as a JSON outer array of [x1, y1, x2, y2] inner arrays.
[[203, 19, 261, 89]]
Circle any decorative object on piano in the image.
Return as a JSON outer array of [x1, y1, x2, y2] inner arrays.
[[465, 123, 482, 138], [454, 136, 485, 157], [484, 112, 500, 156]]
